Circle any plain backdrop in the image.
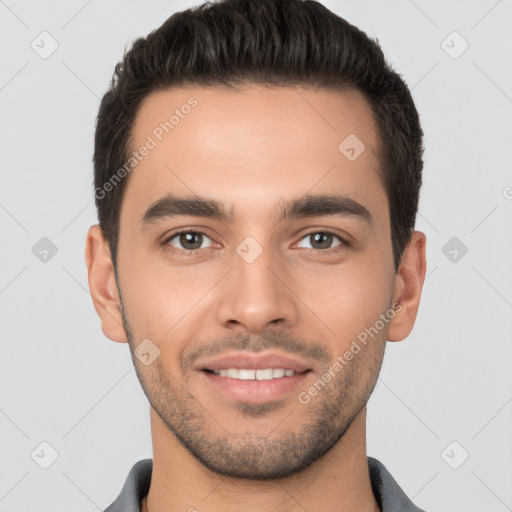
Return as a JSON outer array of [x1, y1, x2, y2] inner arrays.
[[1, 1, 511, 511]]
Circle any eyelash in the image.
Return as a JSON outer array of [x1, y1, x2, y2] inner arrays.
[[161, 228, 350, 257]]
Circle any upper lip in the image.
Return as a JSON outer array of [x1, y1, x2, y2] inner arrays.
[[196, 351, 312, 373]]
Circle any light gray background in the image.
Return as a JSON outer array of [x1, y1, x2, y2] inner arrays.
[[1, 1, 511, 511]]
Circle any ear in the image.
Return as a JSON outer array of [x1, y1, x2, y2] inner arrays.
[[85, 225, 128, 343], [387, 230, 427, 342]]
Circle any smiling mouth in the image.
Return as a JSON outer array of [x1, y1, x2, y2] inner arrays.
[[200, 366, 312, 403], [203, 368, 311, 380]]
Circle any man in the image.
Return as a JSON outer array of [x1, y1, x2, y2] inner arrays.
[[86, 0, 427, 510]]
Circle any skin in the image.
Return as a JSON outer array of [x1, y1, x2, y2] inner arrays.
[[86, 84, 426, 512]]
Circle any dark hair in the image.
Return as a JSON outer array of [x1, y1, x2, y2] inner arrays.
[[93, 0, 423, 273]]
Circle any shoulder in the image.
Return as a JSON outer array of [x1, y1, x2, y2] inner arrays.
[[103, 459, 153, 512], [368, 456, 428, 512]]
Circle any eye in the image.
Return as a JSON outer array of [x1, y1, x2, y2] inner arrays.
[[162, 228, 350, 257], [296, 230, 348, 251], [163, 230, 215, 255]]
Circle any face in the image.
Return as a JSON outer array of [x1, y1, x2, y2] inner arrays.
[[89, 84, 420, 480]]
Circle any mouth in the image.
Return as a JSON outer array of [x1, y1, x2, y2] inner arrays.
[[196, 351, 313, 403], [203, 367, 303, 379]]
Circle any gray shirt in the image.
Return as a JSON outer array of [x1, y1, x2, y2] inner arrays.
[[103, 457, 426, 511]]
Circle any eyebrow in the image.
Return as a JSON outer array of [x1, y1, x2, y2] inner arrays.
[[139, 193, 374, 229]]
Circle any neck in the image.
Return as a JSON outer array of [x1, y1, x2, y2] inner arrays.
[[142, 407, 379, 512]]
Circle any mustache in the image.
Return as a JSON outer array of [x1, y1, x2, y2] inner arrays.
[[179, 330, 331, 372]]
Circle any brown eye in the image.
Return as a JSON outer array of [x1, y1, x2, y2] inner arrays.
[[164, 231, 214, 253], [296, 231, 347, 251]]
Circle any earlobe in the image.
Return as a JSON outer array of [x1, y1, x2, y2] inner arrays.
[[85, 225, 128, 343], [387, 231, 427, 342]]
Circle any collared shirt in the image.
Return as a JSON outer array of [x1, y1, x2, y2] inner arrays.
[[103, 457, 426, 511]]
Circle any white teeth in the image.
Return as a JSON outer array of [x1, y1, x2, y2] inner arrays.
[[256, 368, 273, 380], [211, 368, 296, 380], [238, 369, 256, 380]]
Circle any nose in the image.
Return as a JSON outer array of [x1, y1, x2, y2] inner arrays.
[[214, 239, 300, 333]]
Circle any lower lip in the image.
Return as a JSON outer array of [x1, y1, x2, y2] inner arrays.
[[200, 370, 311, 403]]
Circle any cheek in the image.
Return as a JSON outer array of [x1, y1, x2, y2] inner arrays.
[[118, 240, 208, 325], [302, 259, 392, 346]]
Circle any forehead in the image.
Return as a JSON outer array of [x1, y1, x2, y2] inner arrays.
[[121, 84, 387, 227]]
